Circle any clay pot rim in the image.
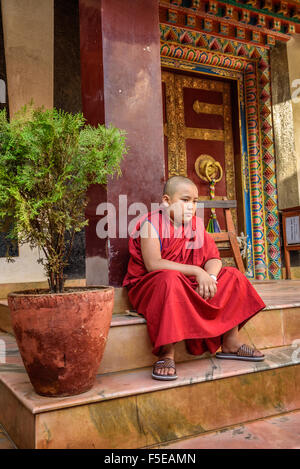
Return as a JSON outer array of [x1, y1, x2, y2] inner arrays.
[[7, 285, 114, 298]]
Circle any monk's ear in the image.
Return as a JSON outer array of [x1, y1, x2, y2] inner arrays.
[[162, 195, 170, 207]]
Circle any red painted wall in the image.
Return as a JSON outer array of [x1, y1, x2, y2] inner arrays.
[[80, 0, 165, 286]]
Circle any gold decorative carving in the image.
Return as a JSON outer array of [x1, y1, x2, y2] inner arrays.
[[194, 154, 223, 183], [184, 128, 225, 141], [222, 81, 235, 204], [161, 71, 183, 176], [160, 54, 245, 104], [193, 101, 223, 116], [163, 122, 168, 137], [162, 71, 237, 228]]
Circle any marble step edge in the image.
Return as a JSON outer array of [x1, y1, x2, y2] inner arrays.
[[1, 304, 300, 376], [0, 299, 146, 331], [1, 300, 300, 327], [2, 297, 300, 315], [151, 408, 300, 450], [0, 344, 299, 416], [0, 423, 17, 450]]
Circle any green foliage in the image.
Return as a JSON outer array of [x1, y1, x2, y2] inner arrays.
[[0, 105, 127, 292]]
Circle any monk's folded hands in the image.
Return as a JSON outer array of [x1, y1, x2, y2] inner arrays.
[[194, 267, 217, 300]]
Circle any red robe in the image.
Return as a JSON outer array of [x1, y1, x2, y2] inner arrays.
[[122, 208, 266, 356]]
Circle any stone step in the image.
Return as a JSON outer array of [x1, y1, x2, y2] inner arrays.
[[1, 298, 300, 374], [99, 302, 300, 373], [0, 334, 299, 449], [159, 409, 300, 449], [2, 279, 300, 374], [0, 424, 16, 450]]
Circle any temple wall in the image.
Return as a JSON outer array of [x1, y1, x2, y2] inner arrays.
[[0, 0, 299, 284], [1, 0, 54, 116], [270, 42, 300, 210], [0, 0, 86, 284], [54, 0, 85, 280], [0, 0, 54, 283], [81, 0, 165, 287], [287, 34, 300, 206]]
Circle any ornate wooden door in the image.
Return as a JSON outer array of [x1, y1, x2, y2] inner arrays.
[[162, 70, 241, 232]]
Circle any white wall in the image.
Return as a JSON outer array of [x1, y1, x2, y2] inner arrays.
[[0, 0, 54, 283]]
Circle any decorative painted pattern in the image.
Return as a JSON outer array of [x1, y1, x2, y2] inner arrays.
[[161, 0, 300, 46], [160, 24, 282, 279]]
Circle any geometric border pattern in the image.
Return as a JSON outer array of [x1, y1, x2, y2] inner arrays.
[[160, 23, 282, 279]]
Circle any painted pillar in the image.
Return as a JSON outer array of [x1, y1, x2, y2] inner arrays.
[[80, 0, 165, 287]]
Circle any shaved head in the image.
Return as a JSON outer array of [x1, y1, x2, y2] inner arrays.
[[163, 176, 197, 198]]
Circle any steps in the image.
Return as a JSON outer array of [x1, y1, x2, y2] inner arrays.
[[159, 409, 300, 449], [0, 331, 300, 449], [2, 279, 300, 374], [0, 424, 16, 449], [1, 304, 300, 374], [0, 280, 300, 448]]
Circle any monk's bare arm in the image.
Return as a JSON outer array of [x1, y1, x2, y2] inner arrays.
[[140, 221, 199, 277], [204, 258, 222, 277], [140, 221, 218, 299]]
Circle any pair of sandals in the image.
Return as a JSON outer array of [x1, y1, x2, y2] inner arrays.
[[152, 344, 265, 381]]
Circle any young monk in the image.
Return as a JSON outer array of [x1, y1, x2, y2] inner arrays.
[[122, 176, 266, 381]]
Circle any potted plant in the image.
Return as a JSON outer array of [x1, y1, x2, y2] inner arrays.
[[0, 105, 127, 397]]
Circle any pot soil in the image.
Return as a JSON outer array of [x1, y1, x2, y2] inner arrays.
[[7, 286, 114, 397]]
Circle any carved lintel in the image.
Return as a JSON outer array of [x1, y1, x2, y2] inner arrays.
[[184, 127, 225, 141], [193, 100, 223, 115]]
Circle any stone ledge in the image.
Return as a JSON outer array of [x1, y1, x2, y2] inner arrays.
[[0, 338, 299, 448], [0, 424, 16, 449], [1, 302, 300, 374]]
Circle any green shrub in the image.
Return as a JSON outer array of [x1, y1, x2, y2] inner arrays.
[[0, 105, 127, 292]]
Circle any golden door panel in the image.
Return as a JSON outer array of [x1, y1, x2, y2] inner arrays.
[[162, 70, 238, 231]]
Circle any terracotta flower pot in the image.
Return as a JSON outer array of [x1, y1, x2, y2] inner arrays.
[[7, 286, 114, 397]]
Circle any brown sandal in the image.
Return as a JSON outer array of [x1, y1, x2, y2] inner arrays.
[[152, 358, 178, 381], [215, 343, 265, 362]]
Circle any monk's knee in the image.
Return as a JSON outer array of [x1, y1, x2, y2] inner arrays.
[[155, 269, 184, 283], [222, 266, 246, 280], [223, 266, 239, 275]]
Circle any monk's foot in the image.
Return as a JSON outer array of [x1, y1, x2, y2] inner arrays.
[[154, 344, 176, 377], [152, 355, 177, 380], [155, 354, 176, 377], [222, 339, 264, 357]]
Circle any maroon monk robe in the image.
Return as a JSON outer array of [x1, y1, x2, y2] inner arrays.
[[122, 208, 266, 356]]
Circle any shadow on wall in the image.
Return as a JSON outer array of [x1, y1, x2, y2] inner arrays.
[[55, 0, 85, 279], [0, 1, 9, 112]]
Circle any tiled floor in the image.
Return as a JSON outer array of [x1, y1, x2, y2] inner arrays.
[[0, 425, 15, 449], [252, 280, 300, 309], [162, 410, 300, 449]]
